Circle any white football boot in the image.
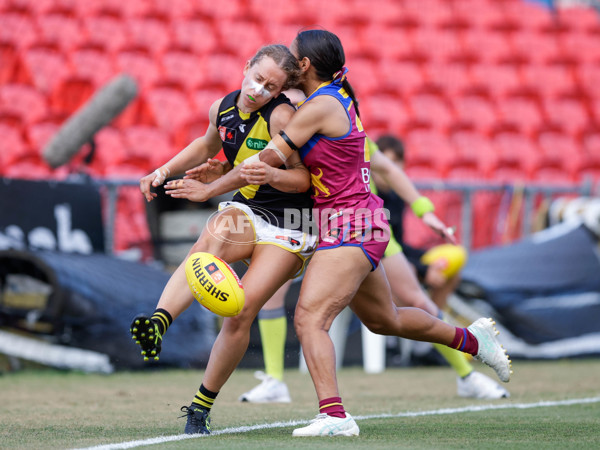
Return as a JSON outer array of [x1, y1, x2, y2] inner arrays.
[[457, 371, 511, 399], [238, 371, 291, 403], [292, 413, 359, 437], [467, 318, 513, 382]]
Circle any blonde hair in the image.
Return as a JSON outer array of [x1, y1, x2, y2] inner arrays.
[[249, 44, 301, 90]]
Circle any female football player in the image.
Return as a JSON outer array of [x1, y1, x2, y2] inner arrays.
[[169, 30, 512, 437], [131, 44, 316, 435]]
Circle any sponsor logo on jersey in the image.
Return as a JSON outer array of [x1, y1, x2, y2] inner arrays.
[[246, 137, 268, 150], [239, 124, 246, 133], [218, 126, 236, 144], [222, 114, 235, 121]]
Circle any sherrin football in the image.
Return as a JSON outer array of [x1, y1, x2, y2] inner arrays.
[[420, 244, 468, 279], [184, 252, 245, 317]]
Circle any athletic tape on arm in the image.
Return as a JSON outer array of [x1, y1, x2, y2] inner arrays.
[[264, 140, 288, 163]]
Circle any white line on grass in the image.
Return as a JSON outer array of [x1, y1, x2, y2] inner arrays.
[[76, 396, 600, 450]]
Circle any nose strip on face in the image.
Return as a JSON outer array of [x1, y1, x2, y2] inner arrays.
[[248, 79, 271, 98]]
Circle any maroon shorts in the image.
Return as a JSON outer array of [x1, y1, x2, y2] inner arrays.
[[316, 207, 390, 270]]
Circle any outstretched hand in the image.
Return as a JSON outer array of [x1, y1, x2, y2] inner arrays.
[[164, 178, 212, 203], [185, 158, 226, 183], [139, 167, 170, 202], [240, 161, 276, 185], [422, 212, 457, 244]]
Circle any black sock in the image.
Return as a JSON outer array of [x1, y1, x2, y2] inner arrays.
[[192, 384, 218, 412], [151, 308, 173, 335]]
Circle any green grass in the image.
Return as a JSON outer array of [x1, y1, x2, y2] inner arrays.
[[1, 359, 599, 449]]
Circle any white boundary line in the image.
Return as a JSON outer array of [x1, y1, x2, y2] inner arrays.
[[76, 396, 600, 450]]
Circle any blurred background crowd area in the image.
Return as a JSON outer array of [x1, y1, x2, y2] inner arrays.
[[1, 0, 599, 255]]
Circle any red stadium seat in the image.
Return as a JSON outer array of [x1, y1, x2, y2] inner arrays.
[[403, 127, 456, 176], [543, 96, 591, 137], [50, 76, 95, 116], [408, 92, 455, 131], [462, 28, 513, 64], [69, 45, 116, 87], [126, 16, 171, 56], [562, 31, 600, 65], [0, 12, 38, 49], [491, 131, 537, 179], [510, 29, 562, 65], [359, 95, 410, 138], [557, 7, 600, 34], [192, 88, 223, 114], [115, 48, 162, 91], [144, 85, 194, 136], [411, 27, 463, 63], [90, 0, 151, 19], [449, 128, 495, 174], [0, 83, 48, 124], [425, 60, 474, 97], [521, 63, 576, 99], [502, 1, 556, 32], [21, 44, 69, 93], [148, 0, 196, 20], [537, 130, 582, 177], [82, 14, 129, 53], [0, 123, 29, 167], [36, 12, 84, 52], [202, 53, 243, 92], [0, 42, 20, 84], [452, 94, 498, 134], [578, 63, 600, 99], [379, 59, 426, 96], [471, 62, 523, 99], [171, 18, 218, 56], [361, 25, 413, 61], [87, 126, 128, 176], [496, 95, 545, 136], [161, 48, 206, 93], [347, 59, 379, 97], [123, 124, 175, 169], [216, 19, 267, 60]]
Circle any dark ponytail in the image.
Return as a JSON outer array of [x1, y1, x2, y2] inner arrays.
[[295, 29, 361, 118]]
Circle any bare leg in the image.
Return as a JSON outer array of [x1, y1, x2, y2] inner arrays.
[[202, 244, 301, 392], [294, 247, 371, 400], [156, 208, 257, 320]]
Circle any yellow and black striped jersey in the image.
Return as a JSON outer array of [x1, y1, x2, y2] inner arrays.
[[216, 91, 313, 229]]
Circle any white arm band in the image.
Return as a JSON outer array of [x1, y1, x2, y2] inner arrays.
[[264, 140, 288, 163], [243, 153, 261, 165]]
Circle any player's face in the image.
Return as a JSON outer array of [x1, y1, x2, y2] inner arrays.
[[239, 57, 287, 112]]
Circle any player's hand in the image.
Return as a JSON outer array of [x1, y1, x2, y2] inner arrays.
[[164, 178, 211, 203], [185, 158, 227, 183], [422, 212, 457, 244], [140, 166, 170, 202], [240, 161, 275, 185]]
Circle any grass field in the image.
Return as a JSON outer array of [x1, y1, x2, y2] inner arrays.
[[2, 359, 599, 449]]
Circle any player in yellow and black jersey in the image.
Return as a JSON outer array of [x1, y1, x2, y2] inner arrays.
[[132, 44, 316, 435]]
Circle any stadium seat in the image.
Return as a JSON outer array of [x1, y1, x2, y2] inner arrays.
[[502, 1, 557, 32], [470, 62, 523, 99], [462, 28, 513, 64], [403, 0, 454, 29], [4, 158, 55, 180], [361, 25, 413, 61], [192, 88, 224, 115], [347, 59, 379, 97], [0, 123, 29, 167], [557, 7, 600, 34], [115, 48, 162, 91], [408, 92, 455, 131], [123, 124, 175, 169], [0, 42, 19, 84], [577, 63, 600, 99], [522, 63, 576, 99], [424, 60, 473, 97], [496, 95, 545, 136], [490, 131, 536, 179], [148, 0, 195, 20], [452, 94, 498, 134], [87, 126, 128, 176], [379, 59, 426, 96], [0, 83, 48, 124], [50, 76, 96, 116], [359, 95, 410, 138], [69, 45, 117, 87], [403, 127, 456, 176], [537, 130, 581, 178], [202, 53, 243, 92], [36, 12, 84, 52], [561, 31, 600, 66], [0, 12, 38, 49], [82, 14, 129, 53], [126, 16, 171, 56], [510, 29, 562, 66], [411, 27, 463, 63], [144, 85, 194, 137], [543, 96, 591, 137], [450, 128, 497, 175], [160, 48, 206, 93], [216, 19, 267, 60], [21, 44, 69, 94], [171, 18, 218, 56], [89, 0, 151, 19]]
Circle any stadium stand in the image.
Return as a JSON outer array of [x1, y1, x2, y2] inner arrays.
[[1, 0, 598, 252]]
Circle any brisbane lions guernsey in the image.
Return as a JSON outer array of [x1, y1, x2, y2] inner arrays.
[[216, 91, 313, 229]]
